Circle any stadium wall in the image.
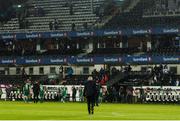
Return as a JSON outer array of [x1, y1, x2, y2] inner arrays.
[[2, 64, 180, 76]]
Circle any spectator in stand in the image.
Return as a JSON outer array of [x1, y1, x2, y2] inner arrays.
[[163, 65, 169, 74], [83, 22, 88, 30], [49, 21, 53, 30], [92, 69, 98, 79], [54, 19, 59, 30], [71, 23, 75, 31], [111, 67, 118, 77], [153, 65, 158, 75], [127, 65, 132, 72], [175, 78, 179, 86], [99, 68, 105, 80], [69, 3, 73, 15], [67, 67, 74, 79]]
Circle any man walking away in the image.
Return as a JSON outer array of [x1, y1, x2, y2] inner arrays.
[[33, 81, 40, 103], [83, 76, 97, 115]]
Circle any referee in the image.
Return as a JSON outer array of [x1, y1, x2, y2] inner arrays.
[[83, 76, 97, 115]]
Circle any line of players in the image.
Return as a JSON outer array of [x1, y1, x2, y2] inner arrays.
[[8, 79, 103, 104], [22, 79, 80, 103], [23, 79, 44, 103]]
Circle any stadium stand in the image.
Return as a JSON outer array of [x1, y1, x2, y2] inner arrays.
[[0, 0, 180, 104], [105, 0, 180, 28], [0, 0, 106, 32]]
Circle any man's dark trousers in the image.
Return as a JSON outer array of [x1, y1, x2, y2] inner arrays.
[[87, 96, 95, 114]]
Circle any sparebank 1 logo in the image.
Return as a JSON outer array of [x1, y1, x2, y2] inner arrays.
[[118, 57, 122, 62], [118, 30, 122, 35], [148, 29, 152, 33], [90, 32, 94, 36], [90, 58, 94, 62], [13, 34, 17, 39], [148, 57, 152, 62], [64, 58, 67, 63], [64, 32, 67, 37], [38, 59, 41, 63], [13, 59, 16, 64], [38, 33, 42, 38]]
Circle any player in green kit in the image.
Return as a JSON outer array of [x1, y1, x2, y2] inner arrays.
[[39, 84, 44, 103], [99, 86, 103, 103], [23, 79, 31, 103], [61, 86, 67, 103], [79, 85, 84, 102]]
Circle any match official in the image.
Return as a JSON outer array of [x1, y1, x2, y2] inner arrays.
[[33, 81, 40, 103], [83, 76, 97, 115]]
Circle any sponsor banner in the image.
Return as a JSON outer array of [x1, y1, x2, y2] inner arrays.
[[162, 28, 179, 34], [42, 58, 67, 64], [126, 56, 152, 63], [0, 27, 180, 40], [132, 29, 151, 35], [25, 33, 41, 39], [162, 57, 179, 62], [1, 34, 16, 39], [50, 32, 64, 38], [0, 59, 16, 64], [103, 57, 122, 63], [152, 56, 180, 64], [68, 31, 94, 37], [0, 56, 180, 65], [153, 27, 179, 34], [71, 57, 94, 64], [16, 58, 41, 65], [103, 30, 122, 36]]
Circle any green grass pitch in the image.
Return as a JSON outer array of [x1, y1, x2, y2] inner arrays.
[[0, 101, 180, 120]]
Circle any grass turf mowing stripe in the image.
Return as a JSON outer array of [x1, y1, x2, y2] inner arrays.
[[0, 101, 180, 120]]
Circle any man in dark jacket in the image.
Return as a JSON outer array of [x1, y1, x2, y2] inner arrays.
[[83, 76, 97, 115], [72, 86, 77, 102], [33, 81, 40, 103]]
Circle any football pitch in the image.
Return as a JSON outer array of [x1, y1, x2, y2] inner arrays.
[[0, 101, 180, 120]]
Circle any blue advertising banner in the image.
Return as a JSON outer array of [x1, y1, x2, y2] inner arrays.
[[0, 55, 179, 65], [0, 27, 179, 40]]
